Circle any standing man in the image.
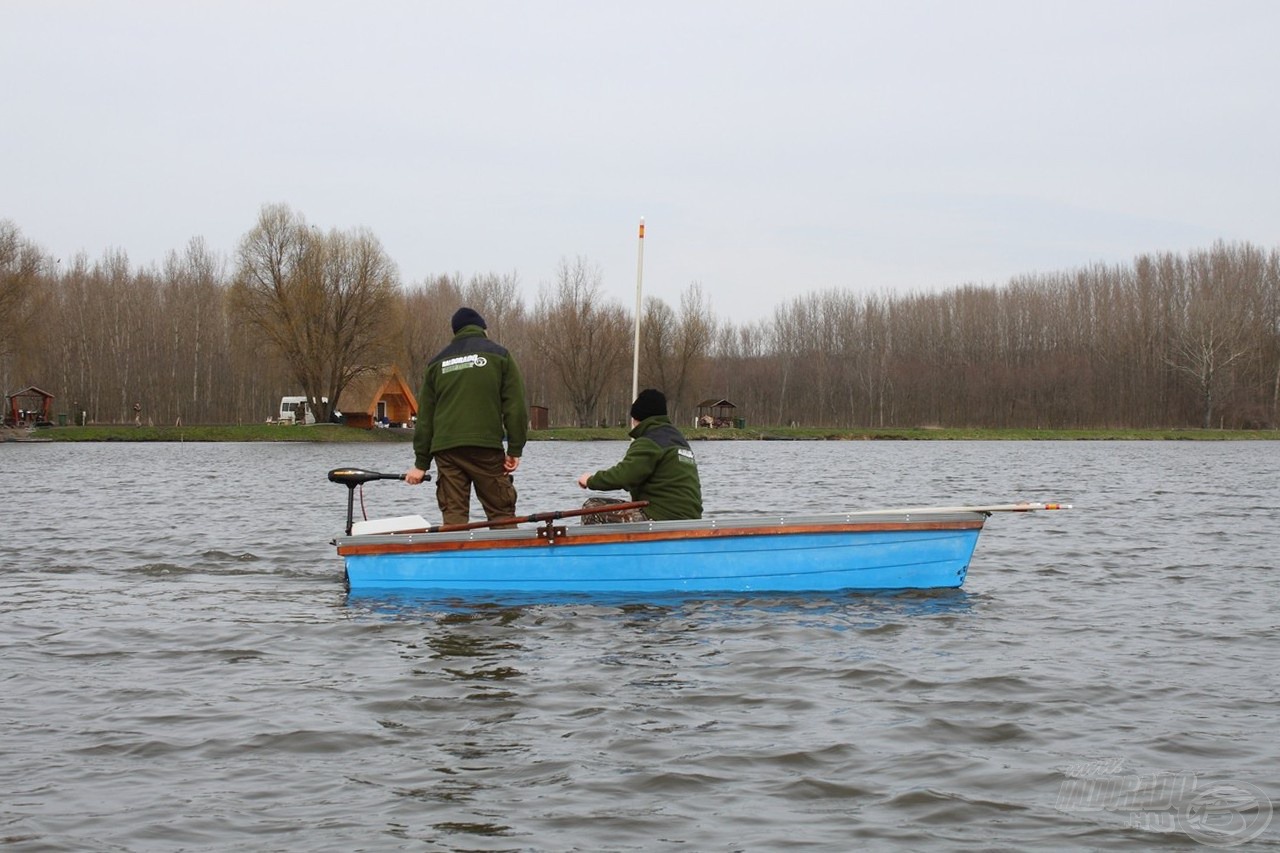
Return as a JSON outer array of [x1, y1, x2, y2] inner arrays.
[[405, 307, 527, 526]]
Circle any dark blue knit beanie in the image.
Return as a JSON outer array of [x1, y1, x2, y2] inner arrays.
[[630, 388, 667, 421], [451, 307, 487, 333]]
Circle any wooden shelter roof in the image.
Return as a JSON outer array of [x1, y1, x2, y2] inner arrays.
[[5, 386, 55, 424], [338, 366, 418, 416], [7, 386, 54, 400]]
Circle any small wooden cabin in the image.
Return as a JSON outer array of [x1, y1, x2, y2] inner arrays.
[[338, 366, 418, 429]]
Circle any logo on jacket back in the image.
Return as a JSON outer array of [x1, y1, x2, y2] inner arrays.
[[442, 354, 488, 373]]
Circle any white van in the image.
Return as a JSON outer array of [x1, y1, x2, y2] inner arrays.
[[278, 396, 327, 425]]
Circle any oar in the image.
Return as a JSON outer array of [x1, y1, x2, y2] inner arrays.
[[845, 501, 1072, 516], [422, 500, 650, 534], [328, 467, 425, 535], [327, 467, 648, 536]]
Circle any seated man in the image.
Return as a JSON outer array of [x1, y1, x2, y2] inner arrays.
[[576, 389, 703, 523]]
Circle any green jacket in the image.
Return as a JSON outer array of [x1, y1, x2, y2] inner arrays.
[[413, 326, 528, 469], [586, 416, 702, 520]]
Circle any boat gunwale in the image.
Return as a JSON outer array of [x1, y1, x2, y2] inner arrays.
[[335, 513, 987, 556]]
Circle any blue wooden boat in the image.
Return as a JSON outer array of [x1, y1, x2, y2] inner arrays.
[[328, 468, 1068, 595]]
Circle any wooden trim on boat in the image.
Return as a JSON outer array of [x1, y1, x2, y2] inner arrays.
[[336, 517, 986, 556]]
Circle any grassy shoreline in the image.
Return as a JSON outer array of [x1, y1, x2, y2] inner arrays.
[[10, 423, 1280, 442]]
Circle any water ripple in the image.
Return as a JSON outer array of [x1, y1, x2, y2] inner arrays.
[[2, 441, 1278, 850]]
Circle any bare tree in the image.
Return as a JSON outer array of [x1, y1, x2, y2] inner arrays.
[[10, 206, 1280, 432], [639, 282, 715, 424], [640, 297, 678, 394], [400, 273, 465, 389], [99, 250, 145, 421], [462, 271, 524, 341], [0, 220, 47, 360], [1165, 247, 1257, 428], [532, 256, 630, 427], [1265, 251, 1280, 427], [160, 238, 228, 423], [857, 294, 894, 427], [230, 204, 399, 421], [398, 271, 528, 402], [1166, 305, 1249, 428]]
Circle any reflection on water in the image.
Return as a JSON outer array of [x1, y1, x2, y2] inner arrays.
[[347, 587, 974, 623]]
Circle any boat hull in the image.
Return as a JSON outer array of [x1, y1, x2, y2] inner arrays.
[[335, 512, 986, 594]]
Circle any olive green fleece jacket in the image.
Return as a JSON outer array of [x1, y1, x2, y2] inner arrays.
[[586, 416, 703, 520], [413, 326, 528, 469]]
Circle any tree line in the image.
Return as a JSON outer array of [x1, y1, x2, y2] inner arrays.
[[3, 206, 1278, 430]]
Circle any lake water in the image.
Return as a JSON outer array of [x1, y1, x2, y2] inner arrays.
[[2, 439, 1277, 851]]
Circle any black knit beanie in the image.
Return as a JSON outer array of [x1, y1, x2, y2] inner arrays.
[[630, 388, 667, 421], [451, 307, 487, 333]]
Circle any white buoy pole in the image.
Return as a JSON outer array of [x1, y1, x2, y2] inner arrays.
[[631, 216, 644, 406]]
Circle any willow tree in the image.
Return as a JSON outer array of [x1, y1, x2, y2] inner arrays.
[[229, 204, 399, 421]]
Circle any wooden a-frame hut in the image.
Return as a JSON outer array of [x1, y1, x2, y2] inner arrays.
[[337, 367, 418, 429]]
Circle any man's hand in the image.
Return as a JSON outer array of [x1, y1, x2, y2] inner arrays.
[[404, 466, 428, 485], [504, 455, 521, 473], [577, 472, 592, 489]]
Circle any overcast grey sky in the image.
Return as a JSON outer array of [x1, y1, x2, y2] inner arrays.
[[4, 1, 1278, 322]]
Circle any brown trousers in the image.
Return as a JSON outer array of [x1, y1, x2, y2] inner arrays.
[[433, 447, 518, 526]]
